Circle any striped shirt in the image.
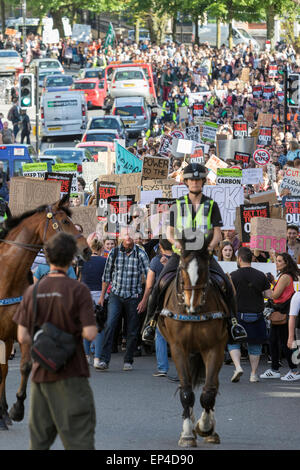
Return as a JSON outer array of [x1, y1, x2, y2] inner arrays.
[[103, 244, 149, 298]]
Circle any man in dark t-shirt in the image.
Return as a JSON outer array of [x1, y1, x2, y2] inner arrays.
[[13, 232, 97, 450]]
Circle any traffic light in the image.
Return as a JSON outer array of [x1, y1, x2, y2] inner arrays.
[[18, 73, 34, 108], [287, 73, 300, 108]]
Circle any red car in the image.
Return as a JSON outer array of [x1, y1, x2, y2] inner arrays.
[[76, 141, 115, 162], [72, 78, 106, 108]]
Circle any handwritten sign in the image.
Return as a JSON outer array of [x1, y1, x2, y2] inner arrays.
[[142, 156, 169, 179], [250, 217, 286, 252]]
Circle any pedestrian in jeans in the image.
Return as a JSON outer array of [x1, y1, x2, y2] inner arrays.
[[260, 253, 300, 381], [229, 247, 272, 383], [13, 232, 98, 450], [98, 227, 149, 371], [8, 97, 21, 139]]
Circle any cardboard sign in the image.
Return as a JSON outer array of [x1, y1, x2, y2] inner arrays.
[[82, 161, 108, 192], [106, 195, 135, 236], [216, 168, 242, 185], [179, 106, 188, 121], [206, 155, 228, 174], [71, 206, 98, 238], [45, 172, 72, 197], [241, 68, 250, 82], [249, 190, 278, 206], [253, 148, 270, 166], [240, 203, 270, 244], [250, 217, 286, 252], [233, 121, 248, 139], [280, 167, 300, 196], [185, 125, 200, 142], [202, 121, 218, 142], [22, 163, 48, 179], [252, 85, 262, 98], [284, 196, 300, 227], [142, 156, 169, 179], [9, 177, 61, 216], [159, 135, 173, 158], [234, 151, 250, 166], [242, 168, 263, 185], [142, 178, 176, 198], [203, 185, 244, 229], [99, 173, 142, 201], [257, 113, 273, 128], [258, 127, 272, 147]]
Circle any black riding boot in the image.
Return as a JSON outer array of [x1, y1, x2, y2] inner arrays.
[[142, 289, 160, 344]]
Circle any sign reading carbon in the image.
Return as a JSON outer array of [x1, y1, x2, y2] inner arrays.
[[18, 73, 34, 109]]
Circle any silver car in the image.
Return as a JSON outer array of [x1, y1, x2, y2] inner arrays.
[[0, 50, 24, 75], [112, 97, 151, 136], [109, 67, 150, 100]]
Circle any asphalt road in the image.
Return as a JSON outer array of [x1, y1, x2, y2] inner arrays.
[[1, 346, 300, 450]]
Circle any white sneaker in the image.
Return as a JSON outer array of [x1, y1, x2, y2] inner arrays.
[[94, 358, 102, 369], [231, 367, 243, 383], [250, 374, 259, 383], [260, 369, 280, 379], [123, 362, 133, 371], [280, 370, 300, 381]]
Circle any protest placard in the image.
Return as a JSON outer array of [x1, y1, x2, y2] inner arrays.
[[269, 64, 278, 78], [159, 135, 173, 157], [22, 163, 48, 178], [100, 172, 142, 201], [106, 195, 135, 236], [216, 168, 242, 185], [284, 196, 300, 227], [45, 172, 72, 197], [115, 143, 143, 174], [140, 190, 163, 206], [193, 103, 204, 117], [258, 127, 272, 147], [172, 185, 189, 199], [257, 113, 273, 128], [96, 181, 117, 220], [253, 148, 271, 166], [262, 85, 275, 101], [252, 86, 262, 98], [51, 163, 78, 195], [171, 130, 185, 140], [241, 68, 250, 82], [249, 190, 278, 206], [142, 156, 169, 179], [72, 23, 91, 42], [142, 178, 176, 198], [234, 151, 251, 166], [185, 125, 201, 142], [205, 155, 228, 173], [280, 167, 300, 196], [233, 121, 248, 139], [203, 185, 244, 229], [82, 161, 107, 192], [216, 137, 256, 161], [202, 121, 218, 142], [239, 203, 270, 244], [190, 146, 204, 164], [153, 198, 176, 213], [177, 139, 194, 155], [250, 218, 286, 252], [9, 177, 61, 216], [179, 107, 188, 121], [71, 206, 98, 238], [242, 168, 263, 185]]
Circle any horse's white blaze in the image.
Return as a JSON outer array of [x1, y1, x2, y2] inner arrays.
[[187, 258, 198, 310]]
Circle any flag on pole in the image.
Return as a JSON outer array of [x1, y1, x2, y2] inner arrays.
[[104, 23, 115, 52], [115, 143, 143, 174]]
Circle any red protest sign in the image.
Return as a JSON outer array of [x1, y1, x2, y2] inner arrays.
[[234, 151, 250, 166], [253, 148, 271, 166], [233, 121, 248, 139], [45, 172, 72, 197]]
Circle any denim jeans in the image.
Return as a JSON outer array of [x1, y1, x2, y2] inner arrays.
[[228, 343, 262, 356], [155, 329, 169, 373], [83, 291, 104, 359], [100, 292, 141, 365]]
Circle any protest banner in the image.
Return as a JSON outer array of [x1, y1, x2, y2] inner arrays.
[[202, 121, 218, 143], [284, 196, 300, 227], [143, 178, 176, 198], [242, 168, 263, 185], [43, 28, 59, 44], [106, 195, 135, 236], [22, 163, 48, 179], [185, 125, 201, 142], [159, 134, 173, 157], [239, 203, 270, 244], [262, 85, 275, 101], [203, 185, 244, 229], [45, 172, 72, 197], [258, 127, 272, 147], [205, 155, 228, 174], [216, 168, 242, 185], [216, 137, 256, 161], [234, 151, 251, 166], [72, 23, 91, 42], [115, 143, 143, 174], [9, 177, 61, 216], [142, 156, 169, 179], [253, 148, 271, 166], [252, 85, 262, 98], [82, 161, 107, 192], [280, 167, 300, 196], [257, 113, 273, 128], [51, 163, 78, 194], [193, 103, 204, 117], [71, 206, 98, 238], [250, 217, 286, 252], [233, 121, 248, 139], [96, 181, 117, 220], [190, 146, 204, 164]]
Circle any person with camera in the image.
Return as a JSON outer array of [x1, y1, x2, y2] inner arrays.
[[13, 232, 98, 450]]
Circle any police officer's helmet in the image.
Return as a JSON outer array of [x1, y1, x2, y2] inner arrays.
[[183, 163, 207, 181]]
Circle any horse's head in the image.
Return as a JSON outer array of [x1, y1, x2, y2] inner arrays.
[[42, 196, 91, 261], [177, 229, 213, 313]]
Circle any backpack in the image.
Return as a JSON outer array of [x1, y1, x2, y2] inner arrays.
[[7, 106, 14, 122]]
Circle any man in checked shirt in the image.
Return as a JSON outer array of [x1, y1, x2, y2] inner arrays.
[[98, 226, 149, 371]]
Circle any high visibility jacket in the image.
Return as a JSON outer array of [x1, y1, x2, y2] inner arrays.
[[160, 110, 176, 123], [173, 195, 214, 254], [162, 100, 178, 114]]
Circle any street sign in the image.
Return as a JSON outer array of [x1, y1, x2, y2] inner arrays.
[[253, 148, 271, 166]]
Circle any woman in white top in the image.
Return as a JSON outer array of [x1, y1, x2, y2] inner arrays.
[[288, 292, 300, 352]]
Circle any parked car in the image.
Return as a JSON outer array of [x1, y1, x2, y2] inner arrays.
[[81, 130, 120, 143], [87, 115, 127, 140], [72, 78, 106, 108], [78, 67, 105, 79], [42, 74, 74, 93], [112, 96, 151, 136], [0, 49, 24, 75], [0, 144, 36, 177], [76, 141, 115, 161], [109, 67, 150, 100]]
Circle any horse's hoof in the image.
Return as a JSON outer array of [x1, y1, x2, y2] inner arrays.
[[194, 421, 214, 437], [9, 402, 24, 422], [4, 413, 12, 426], [204, 432, 220, 444], [178, 435, 197, 448], [0, 419, 8, 431]]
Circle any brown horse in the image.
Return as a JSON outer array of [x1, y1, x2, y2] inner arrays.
[[0, 197, 91, 430], [158, 230, 229, 447]]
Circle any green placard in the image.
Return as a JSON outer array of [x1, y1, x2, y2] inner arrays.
[[22, 163, 48, 172], [217, 168, 242, 178], [52, 163, 78, 173]]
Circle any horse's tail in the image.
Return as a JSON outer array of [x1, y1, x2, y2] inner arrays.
[[189, 352, 206, 388]]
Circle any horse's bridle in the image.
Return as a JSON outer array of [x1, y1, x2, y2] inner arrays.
[[176, 261, 209, 307], [0, 206, 84, 252]]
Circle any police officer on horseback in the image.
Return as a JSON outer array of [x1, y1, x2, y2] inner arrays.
[[142, 162, 247, 343]]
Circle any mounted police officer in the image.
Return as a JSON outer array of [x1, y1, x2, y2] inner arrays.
[[142, 162, 247, 343]]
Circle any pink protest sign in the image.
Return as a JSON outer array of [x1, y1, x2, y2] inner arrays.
[[250, 217, 286, 252]]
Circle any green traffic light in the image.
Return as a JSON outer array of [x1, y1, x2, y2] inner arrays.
[[21, 97, 31, 106]]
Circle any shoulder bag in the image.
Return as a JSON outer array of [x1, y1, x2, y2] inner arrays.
[[31, 277, 77, 373]]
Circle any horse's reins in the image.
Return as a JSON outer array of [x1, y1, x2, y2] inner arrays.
[[176, 262, 209, 305]]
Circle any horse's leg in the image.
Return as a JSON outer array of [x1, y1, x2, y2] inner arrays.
[[9, 343, 32, 422], [195, 341, 225, 444], [170, 344, 197, 448]]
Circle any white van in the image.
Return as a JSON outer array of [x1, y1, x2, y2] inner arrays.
[[197, 24, 260, 51], [40, 90, 88, 139]]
